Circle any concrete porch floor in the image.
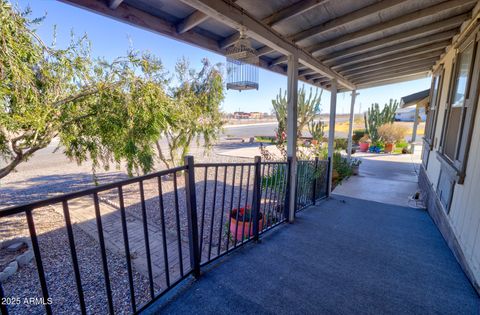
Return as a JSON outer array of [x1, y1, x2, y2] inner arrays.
[[144, 196, 479, 314], [333, 150, 422, 207]]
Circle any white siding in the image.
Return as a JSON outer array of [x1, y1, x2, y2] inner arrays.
[[424, 44, 480, 285]]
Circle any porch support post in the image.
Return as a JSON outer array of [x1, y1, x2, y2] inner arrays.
[[411, 105, 420, 153], [327, 79, 337, 197], [287, 54, 298, 222], [347, 90, 358, 161]]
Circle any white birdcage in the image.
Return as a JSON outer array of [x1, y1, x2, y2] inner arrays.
[[225, 32, 259, 91]]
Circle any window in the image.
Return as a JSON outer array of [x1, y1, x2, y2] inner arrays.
[[442, 42, 474, 161], [422, 68, 443, 167], [438, 28, 480, 184]]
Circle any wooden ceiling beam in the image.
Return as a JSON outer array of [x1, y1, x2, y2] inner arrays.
[[299, 69, 317, 76], [352, 66, 433, 85], [292, 0, 406, 43], [180, 0, 355, 89], [262, 0, 330, 27], [305, 73, 324, 80], [220, 0, 330, 50], [176, 10, 209, 34], [252, 0, 408, 59], [307, 0, 476, 55], [332, 42, 447, 72], [356, 73, 430, 89], [346, 59, 437, 81], [58, 0, 317, 89], [107, 0, 123, 9], [329, 38, 451, 69], [341, 54, 440, 76], [322, 14, 467, 63], [337, 50, 445, 74]]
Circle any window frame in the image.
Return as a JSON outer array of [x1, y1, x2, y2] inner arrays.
[[437, 27, 480, 184], [425, 66, 444, 147]]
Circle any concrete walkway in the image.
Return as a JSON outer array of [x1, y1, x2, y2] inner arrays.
[[146, 196, 479, 314], [334, 149, 422, 207]]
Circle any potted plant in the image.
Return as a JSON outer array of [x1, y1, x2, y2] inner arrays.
[[229, 206, 263, 241], [308, 120, 325, 146], [359, 134, 371, 152], [377, 123, 408, 153], [351, 158, 362, 175]]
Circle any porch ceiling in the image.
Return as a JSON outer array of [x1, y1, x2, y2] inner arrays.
[[59, 0, 479, 91]]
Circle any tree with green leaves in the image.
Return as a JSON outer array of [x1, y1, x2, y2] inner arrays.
[[271, 86, 322, 142], [364, 99, 398, 142], [155, 58, 224, 168], [0, 1, 171, 179]]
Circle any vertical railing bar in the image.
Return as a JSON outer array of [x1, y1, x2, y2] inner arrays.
[[25, 209, 52, 315], [259, 162, 268, 230], [157, 176, 170, 287], [281, 163, 289, 221], [295, 161, 301, 211], [184, 156, 201, 278], [217, 166, 228, 256], [225, 165, 236, 252], [304, 162, 310, 206], [139, 181, 154, 299], [199, 166, 208, 261], [93, 193, 115, 314], [243, 165, 251, 221], [271, 163, 282, 225], [172, 174, 184, 277], [240, 164, 249, 243], [207, 166, 219, 260], [251, 156, 262, 241], [62, 200, 87, 315], [261, 162, 270, 230], [284, 157, 292, 222], [313, 158, 318, 204], [266, 163, 276, 229], [118, 186, 137, 313], [234, 165, 244, 247], [242, 165, 252, 236], [326, 157, 331, 197], [0, 283, 8, 315], [302, 162, 309, 206], [302, 161, 307, 206]]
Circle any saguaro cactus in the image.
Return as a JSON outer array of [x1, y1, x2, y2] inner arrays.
[[364, 99, 398, 141]]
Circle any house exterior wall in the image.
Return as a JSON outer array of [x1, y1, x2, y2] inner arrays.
[[421, 24, 480, 294]]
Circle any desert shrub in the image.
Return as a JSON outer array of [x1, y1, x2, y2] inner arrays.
[[377, 123, 408, 143], [334, 138, 348, 150]]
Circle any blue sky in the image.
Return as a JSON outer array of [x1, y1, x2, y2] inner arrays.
[[16, 0, 431, 114]]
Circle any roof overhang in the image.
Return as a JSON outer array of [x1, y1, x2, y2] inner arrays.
[[400, 89, 431, 108], [58, 0, 480, 91]]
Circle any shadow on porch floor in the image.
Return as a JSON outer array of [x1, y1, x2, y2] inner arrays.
[[144, 196, 479, 314]]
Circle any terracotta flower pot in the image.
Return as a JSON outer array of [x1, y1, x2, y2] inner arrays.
[[229, 216, 264, 241], [384, 142, 395, 153], [359, 142, 370, 152], [311, 139, 318, 145]]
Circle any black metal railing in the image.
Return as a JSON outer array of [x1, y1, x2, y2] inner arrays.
[[0, 156, 328, 315], [296, 157, 329, 212]]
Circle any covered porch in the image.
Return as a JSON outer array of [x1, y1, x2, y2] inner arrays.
[[146, 195, 479, 314], [2, 0, 480, 314]]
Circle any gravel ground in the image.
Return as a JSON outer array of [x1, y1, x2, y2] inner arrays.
[[0, 207, 154, 315], [0, 148, 274, 314]]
